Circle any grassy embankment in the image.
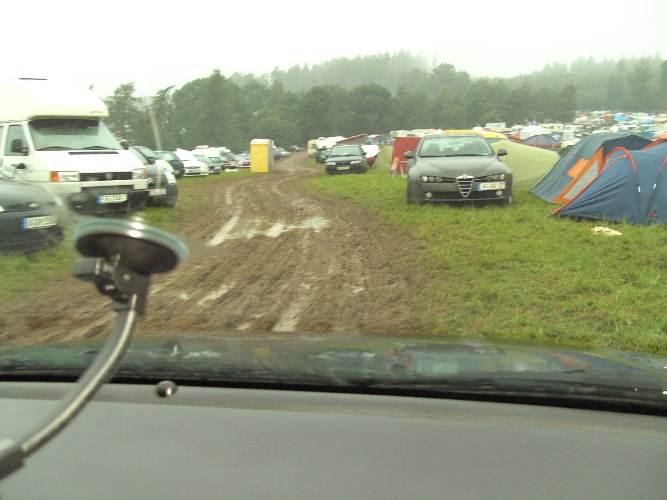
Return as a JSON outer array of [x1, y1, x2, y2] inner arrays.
[[306, 158, 667, 355]]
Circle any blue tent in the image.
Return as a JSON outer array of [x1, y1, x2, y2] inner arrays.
[[532, 133, 651, 203], [553, 141, 667, 224]]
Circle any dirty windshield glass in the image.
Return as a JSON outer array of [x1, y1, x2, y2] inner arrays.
[[0, 0, 666, 414]]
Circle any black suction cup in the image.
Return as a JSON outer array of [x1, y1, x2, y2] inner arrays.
[[73, 219, 189, 274]]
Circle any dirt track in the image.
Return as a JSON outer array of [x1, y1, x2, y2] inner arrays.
[[1, 153, 427, 344]]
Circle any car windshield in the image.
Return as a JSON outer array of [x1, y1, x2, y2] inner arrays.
[[330, 146, 361, 156], [29, 118, 121, 151], [1, 0, 666, 457], [419, 137, 494, 157]]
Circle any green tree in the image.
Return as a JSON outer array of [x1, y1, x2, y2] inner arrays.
[[104, 83, 141, 141], [149, 86, 179, 150], [394, 90, 434, 130], [347, 84, 394, 135], [296, 85, 350, 140]]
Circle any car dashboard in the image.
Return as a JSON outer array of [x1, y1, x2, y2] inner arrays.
[[2, 381, 665, 499]]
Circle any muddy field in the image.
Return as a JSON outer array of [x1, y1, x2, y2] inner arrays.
[[1, 153, 429, 345]]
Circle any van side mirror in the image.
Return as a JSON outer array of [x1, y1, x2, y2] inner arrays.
[[497, 149, 508, 157], [11, 139, 28, 155], [404, 151, 414, 159]]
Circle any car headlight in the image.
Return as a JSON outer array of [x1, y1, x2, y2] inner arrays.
[[133, 167, 148, 179], [420, 175, 429, 183], [0, 205, 5, 213], [351, 160, 361, 165], [487, 173, 506, 181], [50, 171, 80, 182], [325, 161, 335, 166]]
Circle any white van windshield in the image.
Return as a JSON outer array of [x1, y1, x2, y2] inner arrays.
[[29, 118, 121, 151]]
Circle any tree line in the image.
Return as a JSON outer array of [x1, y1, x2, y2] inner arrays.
[[103, 53, 666, 153]]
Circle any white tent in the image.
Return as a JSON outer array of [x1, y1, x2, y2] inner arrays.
[[519, 125, 552, 141]]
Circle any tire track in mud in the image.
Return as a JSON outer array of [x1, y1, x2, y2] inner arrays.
[[1, 153, 427, 344], [141, 153, 426, 337]]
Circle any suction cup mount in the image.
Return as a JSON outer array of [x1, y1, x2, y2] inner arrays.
[[73, 219, 188, 314], [0, 219, 188, 481]]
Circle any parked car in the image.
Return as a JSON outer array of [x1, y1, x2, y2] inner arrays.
[[193, 153, 221, 175], [405, 134, 512, 205], [273, 147, 290, 160], [129, 146, 178, 207], [0, 173, 64, 252], [175, 149, 208, 177], [155, 151, 185, 178], [231, 152, 250, 168], [324, 145, 369, 175]]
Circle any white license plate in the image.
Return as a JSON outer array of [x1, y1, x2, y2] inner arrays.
[[150, 188, 167, 196], [22, 215, 59, 230], [97, 194, 128, 204], [476, 181, 505, 191], [337, 166, 350, 170]]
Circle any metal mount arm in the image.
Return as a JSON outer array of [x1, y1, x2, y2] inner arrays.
[[0, 219, 187, 481]]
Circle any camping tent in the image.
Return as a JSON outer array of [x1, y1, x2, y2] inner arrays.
[[532, 133, 651, 203], [519, 125, 552, 140], [490, 139, 559, 189], [521, 134, 561, 150], [553, 140, 667, 224]]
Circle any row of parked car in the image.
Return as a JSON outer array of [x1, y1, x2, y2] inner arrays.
[[157, 149, 250, 178]]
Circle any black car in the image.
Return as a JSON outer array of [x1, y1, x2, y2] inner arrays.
[[0, 175, 64, 252], [405, 134, 512, 205], [155, 151, 185, 178], [129, 146, 178, 207], [324, 145, 369, 174]]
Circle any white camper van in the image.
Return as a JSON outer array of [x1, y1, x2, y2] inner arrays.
[[0, 78, 149, 215]]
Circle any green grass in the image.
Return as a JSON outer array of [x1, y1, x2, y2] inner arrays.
[[307, 162, 667, 355]]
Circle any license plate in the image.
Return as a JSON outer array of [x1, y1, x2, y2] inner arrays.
[[22, 215, 59, 230], [337, 166, 350, 170], [150, 188, 167, 196], [97, 194, 128, 204], [476, 181, 505, 191]]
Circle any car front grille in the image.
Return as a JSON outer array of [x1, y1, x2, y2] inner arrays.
[[456, 175, 474, 197], [80, 172, 133, 181]]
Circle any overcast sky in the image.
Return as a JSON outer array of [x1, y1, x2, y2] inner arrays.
[[3, 0, 665, 98]]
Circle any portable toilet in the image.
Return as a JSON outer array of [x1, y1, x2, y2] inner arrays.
[[250, 139, 275, 172]]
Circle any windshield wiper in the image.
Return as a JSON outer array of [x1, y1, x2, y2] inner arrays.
[[80, 146, 116, 150], [37, 146, 70, 151]]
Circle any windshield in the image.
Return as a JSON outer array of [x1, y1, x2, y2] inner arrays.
[[330, 146, 362, 156], [419, 136, 494, 157], [1, 0, 666, 420], [29, 118, 121, 150]]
